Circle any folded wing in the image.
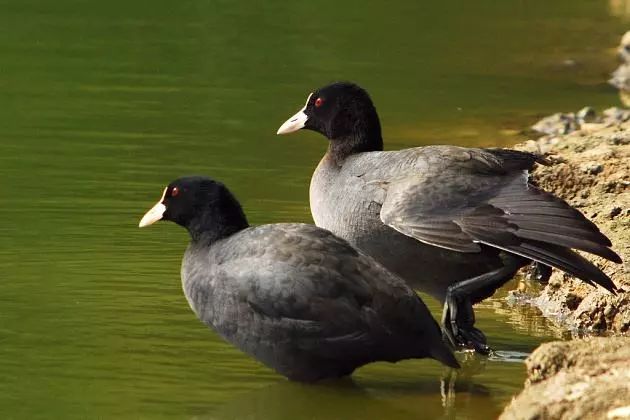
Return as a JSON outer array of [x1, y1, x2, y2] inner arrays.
[[380, 148, 621, 293]]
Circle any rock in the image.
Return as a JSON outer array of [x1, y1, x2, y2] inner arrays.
[[531, 112, 580, 136], [499, 337, 630, 420], [531, 106, 630, 137], [609, 31, 630, 95], [579, 161, 604, 175], [603, 107, 630, 126], [577, 106, 597, 124], [609, 63, 630, 91], [618, 30, 630, 63], [609, 206, 622, 218], [608, 31, 630, 106]]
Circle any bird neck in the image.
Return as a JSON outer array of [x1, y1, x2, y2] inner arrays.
[[185, 207, 249, 246], [327, 127, 383, 165]]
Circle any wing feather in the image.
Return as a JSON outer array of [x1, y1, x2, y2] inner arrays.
[[377, 147, 620, 291]]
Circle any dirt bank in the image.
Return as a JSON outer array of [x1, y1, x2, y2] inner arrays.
[[514, 118, 629, 333], [498, 115, 630, 420], [499, 337, 630, 420]]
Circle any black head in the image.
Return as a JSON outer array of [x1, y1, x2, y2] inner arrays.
[[139, 176, 248, 243], [277, 82, 383, 160]]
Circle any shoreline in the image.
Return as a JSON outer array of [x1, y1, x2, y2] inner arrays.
[[498, 113, 629, 419]]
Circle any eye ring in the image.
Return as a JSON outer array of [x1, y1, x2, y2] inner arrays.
[[171, 187, 179, 197], [314, 97, 324, 108]]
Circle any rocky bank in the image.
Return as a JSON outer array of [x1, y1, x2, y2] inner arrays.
[[500, 337, 630, 420], [499, 114, 629, 419]]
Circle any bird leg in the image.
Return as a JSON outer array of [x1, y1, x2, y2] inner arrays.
[[442, 296, 489, 354], [441, 255, 524, 354]]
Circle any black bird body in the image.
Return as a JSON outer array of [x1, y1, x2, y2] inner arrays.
[[277, 82, 622, 352], [140, 177, 459, 382]]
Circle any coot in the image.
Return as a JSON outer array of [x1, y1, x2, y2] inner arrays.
[[139, 176, 459, 382], [277, 82, 621, 353]]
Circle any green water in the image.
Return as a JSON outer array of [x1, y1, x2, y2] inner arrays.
[[0, 1, 625, 418]]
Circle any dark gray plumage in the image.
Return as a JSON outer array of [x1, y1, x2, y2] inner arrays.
[[139, 176, 459, 382], [277, 82, 622, 353]]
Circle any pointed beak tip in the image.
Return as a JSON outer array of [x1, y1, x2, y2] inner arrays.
[[138, 215, 154, 228], [139, 202, 166, 228], [276, 124, 296, 135], [276, 112, 308, 136]]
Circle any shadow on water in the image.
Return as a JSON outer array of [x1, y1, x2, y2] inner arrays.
[[200, 370, 495, 420], [204, 347, 546, 420], [204, 379, 416, 420]]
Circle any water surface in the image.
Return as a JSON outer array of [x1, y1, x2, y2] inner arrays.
[[0, 1, 625, 418]]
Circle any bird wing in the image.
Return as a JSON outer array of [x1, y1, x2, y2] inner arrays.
[[229, 223, 456, 358], [226, 225, 400, 350], [378, 147, 620, 292]]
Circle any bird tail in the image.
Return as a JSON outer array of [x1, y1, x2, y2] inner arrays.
[[461, 180, 622, 294]]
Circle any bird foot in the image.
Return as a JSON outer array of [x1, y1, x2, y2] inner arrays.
[[442, 324, 490, 355]]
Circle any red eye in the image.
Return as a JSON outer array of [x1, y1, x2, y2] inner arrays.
[[171, 187, 179, 197], [314, 97, 324, 108]]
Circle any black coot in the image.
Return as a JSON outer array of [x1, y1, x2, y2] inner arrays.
[[277, 82, 622, 353], [139, 176, 459, 382]]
